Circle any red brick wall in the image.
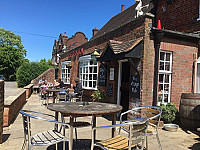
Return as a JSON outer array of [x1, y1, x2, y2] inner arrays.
[[156, 0, 200, 32], [60, 15, 154, 104], [31, 68, 55, 85], [0, 81, 4, 144], [3, 90, 26, 127], [160, 38, 198, 108], [140, 17, 155, 106]]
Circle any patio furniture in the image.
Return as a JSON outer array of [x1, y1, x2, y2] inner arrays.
[[91, 118, 149, 150], [20, 110, 70, 150], [44, 88, 62, 105], [47, 102, 122, 150], [70, 90, 83, 102], [120, 106, 162, 150]]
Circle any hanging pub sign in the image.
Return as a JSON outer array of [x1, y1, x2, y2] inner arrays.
[[107, 84, 113, 97], [98, 64, 107, 86], [130, 75, 140, 98], [68, 48, 84, 58]]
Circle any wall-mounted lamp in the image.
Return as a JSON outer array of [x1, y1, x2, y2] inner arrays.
[[91, 49, 100, 64]]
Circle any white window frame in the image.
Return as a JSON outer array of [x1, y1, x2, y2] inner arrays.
[[158, 51, 172, 105], [198, 0, 200, 21], [79, 55, 98, 90], [61, 61, 71, 84]]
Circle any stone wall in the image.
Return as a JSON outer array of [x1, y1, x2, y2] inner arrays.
[[0, 81, 4, 144]]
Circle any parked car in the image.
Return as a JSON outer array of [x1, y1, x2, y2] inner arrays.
[[0, 75, 4, 80]]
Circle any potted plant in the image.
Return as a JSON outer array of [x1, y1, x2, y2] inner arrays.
[[91, 90, 105, 102], [158, 102, 179, 131]]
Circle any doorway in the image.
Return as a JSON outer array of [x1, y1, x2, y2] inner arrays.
[[118, 61, 130, 120]]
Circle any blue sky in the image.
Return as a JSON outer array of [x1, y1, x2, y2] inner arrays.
[[0, 0, 135, 62]]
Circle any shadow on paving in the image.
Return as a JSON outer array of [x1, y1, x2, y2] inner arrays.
[[47, 139, 102, 150], [2, 134, 10, 143]]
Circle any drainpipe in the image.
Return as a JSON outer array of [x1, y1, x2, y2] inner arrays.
[[152, 27, 163, 106]]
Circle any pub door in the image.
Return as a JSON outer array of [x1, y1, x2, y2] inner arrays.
[[120, 61, 130, 120]]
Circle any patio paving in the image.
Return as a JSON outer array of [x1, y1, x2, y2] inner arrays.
[[0, 93, 200, 150]]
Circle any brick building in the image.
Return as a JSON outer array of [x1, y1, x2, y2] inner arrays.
[[156, 0, 200, 33], [53, 1, 200, 112]]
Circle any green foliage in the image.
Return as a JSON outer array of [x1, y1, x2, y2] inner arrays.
[[16, 61, 52, 87], [0, 28, 26, 81], [91, 90, 105, 102], [158, 102, 178, 123]]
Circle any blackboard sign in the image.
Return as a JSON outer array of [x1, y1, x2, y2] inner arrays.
[[130, 75, 140, 98], [98, 64, 107, 86], [107, 84, 113, 97]]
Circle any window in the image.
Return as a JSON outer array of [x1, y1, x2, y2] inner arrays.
[[158, 51, 172, 104], [61, 61, 71, 84], [198, 0, 200, 20], [79, 55, 98, 90]]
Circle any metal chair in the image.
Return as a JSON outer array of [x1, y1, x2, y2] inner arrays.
[[91, 118, 149, 150], [20, 110, 70, 150], [120, 106, 162, 150], [70, 90, 83, 102], [57, 90, 68, 102]]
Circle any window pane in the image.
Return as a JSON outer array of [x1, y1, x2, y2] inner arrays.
[[165, 62, 170, 71], [165, 74, 169, 83], [93, 81, 97, 88], [164, 84, 169, 92], [166, 53, 170, 61], [94, 67, 97, 73], [89, 74, 92, 80], [159, 84, 163, 93], [164, 94, 168, 103], [89, 81, 92, 87], [89, 67, 93, 73], [94, 74, 97, 80], [158, 94, 162, 102], [159, 74, 164, 83], [160, 62, 164, 70], [160, 52, 164, 60]]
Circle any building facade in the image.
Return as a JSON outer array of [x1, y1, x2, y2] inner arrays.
[[54, 1, 200, 113]]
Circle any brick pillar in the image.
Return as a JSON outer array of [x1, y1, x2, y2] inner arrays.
[[0, 81, 4, 144]]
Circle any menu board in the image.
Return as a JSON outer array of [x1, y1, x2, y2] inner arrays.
[[98, 64, 107, 86], [130, 75, 140, 98], [107, 84, 113, 97]]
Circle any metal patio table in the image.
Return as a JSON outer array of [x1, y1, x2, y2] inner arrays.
[[47, 102, 122, 150]]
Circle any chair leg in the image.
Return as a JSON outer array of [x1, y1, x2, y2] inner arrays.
[[146, 136, 148, 150], [75, 128, 78, 142], [63, 141, 65, 150], [156, 133, 162, 150]]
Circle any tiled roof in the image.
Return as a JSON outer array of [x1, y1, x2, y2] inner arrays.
[[91, 0, 153, 40], [109, 38, 143, 54]]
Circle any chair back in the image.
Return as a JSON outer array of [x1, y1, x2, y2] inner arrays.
[[92, 118, 149, 150], [58, 91, 67, 101], [120, 106, 162, 128]]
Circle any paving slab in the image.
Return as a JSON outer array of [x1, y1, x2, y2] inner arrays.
[[0, 93, 200, 150]]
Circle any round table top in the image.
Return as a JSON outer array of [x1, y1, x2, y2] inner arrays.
[[47, 102, 122, 116]]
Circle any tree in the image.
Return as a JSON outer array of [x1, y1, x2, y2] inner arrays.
[[16, 61, 52, 87], [0, 28, 26, 80]]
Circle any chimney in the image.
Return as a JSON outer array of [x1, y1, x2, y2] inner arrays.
[[92, 27, 99, 37], [121, 5, 125, 12]]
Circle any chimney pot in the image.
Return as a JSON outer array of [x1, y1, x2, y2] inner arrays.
[[92, 27, 99, 37], [121, 5, 125, 12]]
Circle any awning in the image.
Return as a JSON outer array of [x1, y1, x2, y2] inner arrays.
[[98, 38, 143, 62]]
